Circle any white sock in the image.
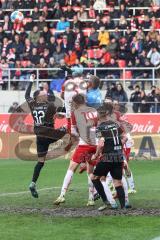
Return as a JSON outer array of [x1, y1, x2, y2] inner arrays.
[[87, 174, 94, 201], [122, 176, 129, 203], [106, 173, 113, 186], [60, 169, 74, 197], [101, 180, 116, 205], [127, 171, 135, 190]]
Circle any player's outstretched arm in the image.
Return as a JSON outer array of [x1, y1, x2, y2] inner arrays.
[[25, 74, 35, 102]]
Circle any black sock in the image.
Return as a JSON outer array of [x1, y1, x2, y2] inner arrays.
[[32, 162, 44, 183], [92, 179, 107, 203], [115, 186, 125, 209]]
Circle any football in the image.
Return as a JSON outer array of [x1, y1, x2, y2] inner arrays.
[[10, 11, 24, 23]]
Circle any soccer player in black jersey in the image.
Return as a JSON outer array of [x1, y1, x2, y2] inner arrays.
[[25, 75, 66, 198], [90, 103, 127, 211]]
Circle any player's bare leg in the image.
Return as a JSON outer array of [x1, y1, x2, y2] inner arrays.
[[54, 161, 79, 205], [86, 163, 95, 206], [29, 157, 46, 198]]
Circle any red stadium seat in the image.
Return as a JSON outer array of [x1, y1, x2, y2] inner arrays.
[[50, 28, 57, 35], [118, 60, 126, 68], [83, 28, 92, 37], [87, 49, 94, 58], [121, 70, 132, 80], [94, 49, 103, 59], [72, 6, 80, 12]]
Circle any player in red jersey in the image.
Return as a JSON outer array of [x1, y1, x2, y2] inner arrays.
[[54, 94, 97, 205], [54, 94, 117, 207]]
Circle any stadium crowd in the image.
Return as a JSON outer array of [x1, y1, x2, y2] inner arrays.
[[0, 0, 160, 112]]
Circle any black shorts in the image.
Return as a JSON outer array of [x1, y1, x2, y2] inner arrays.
[[36, 136, 56, 158], [93, 161, 123, 180]]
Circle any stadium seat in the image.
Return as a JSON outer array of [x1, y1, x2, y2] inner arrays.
[[121, 70, 132, 80], [118, 60, 126, 68], [83, 28, 92, 37]]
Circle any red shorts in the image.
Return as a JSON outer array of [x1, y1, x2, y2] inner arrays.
[[123, 148, 131, 162], [72, 145, 97, 165]]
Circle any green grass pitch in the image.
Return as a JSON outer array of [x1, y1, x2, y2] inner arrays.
[[0, 158, 160, 240]]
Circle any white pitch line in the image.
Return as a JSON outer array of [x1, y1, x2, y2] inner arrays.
[[0, 186, 86, 197]]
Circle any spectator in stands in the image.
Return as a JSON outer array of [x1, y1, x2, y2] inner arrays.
[[64, 27, 76, 50], [130, 36, 143, 53], [97, 58, 108, 81], [29, 47, 40, 66], [118, 4, 129, 18], [60, 35, 69, 53], [98, 27, 110, 47], [147, 47, 160, 66], [135, 26, 145, 41], [105, 83, 118, 100], [37, 58, 48, 80], [32, 7, 41, 20], [111, 27, 122, 40], [92, 15, 103, 30], [37, 15, 47, 31], [151, 16, 160, 30], [64, 5, 75, 19], [106, 16, 115, 29], [22, 38, 33, 60], [112, 83, 128, 106], [11, 34, 24, 59], [130, 85, 141, 113], [142, 15, 151, 29], [3, 15, 12, 31], [41, 26, 52, 43], [53, 46, 65, 64], [70, 15, 82, 30], [56, 16, 70, 31], [64, 50, 77, 66], [1, 0, 13, 9], [48, 57, 59, 80], [101, 48, 111, 64], [106, 38, 118, 58], [52, 2, 63, 19], [88, 27, 99, 48], [148, 86, 160, 112], [75, 28, 85, 48], [119, 15, 128, 29], [28, 26, 41, 46], [80, 50, 90, 67], [140, 90, 150, 112], [19, 27, 28, 43], [43, 48, 51, 64], [77, 5, 88, 21], [47, 36, 57, 55], [147, 26, 158, 41], [37, 36, 46, 56], [74, 41, 83, 59]]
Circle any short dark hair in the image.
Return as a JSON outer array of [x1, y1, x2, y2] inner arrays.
[[33, 90, 40, 100], [98, 102, 113, 118], [72, 94, 85, 105], [90, 75, 100, 89]]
